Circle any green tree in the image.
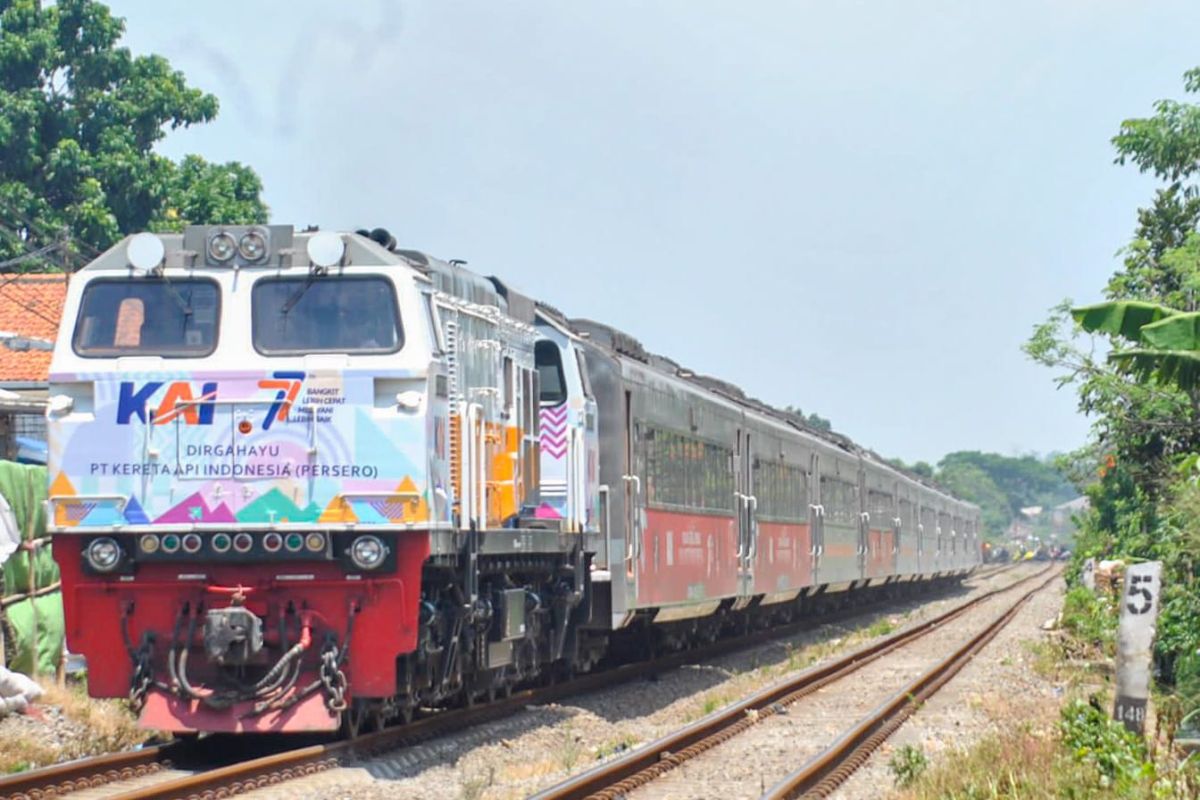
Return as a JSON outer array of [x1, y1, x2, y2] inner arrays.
[[783, 406, 833, 433], [1071, 295, 1200, 394], [1028, 68, 1200, 492], [1027, 67, 1200, 700], [934, 460, 1010, 534], [0, 0, 267, 271], [938, 451, 1076, 519]]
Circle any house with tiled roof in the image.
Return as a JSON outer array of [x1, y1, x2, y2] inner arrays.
[[0, 273, 68, 461]]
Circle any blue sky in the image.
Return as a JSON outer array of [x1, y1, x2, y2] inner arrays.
[[109, 0, 1200, 463]]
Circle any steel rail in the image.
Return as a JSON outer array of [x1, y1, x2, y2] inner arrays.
[[762, 568, 1062, 799], [0, 566, 1012, 800], [0, 742, 177, 800], [528, 564, 1052, 800]]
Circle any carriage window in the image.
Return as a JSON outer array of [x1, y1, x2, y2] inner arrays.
[[820, 477, 859, 526], [73, 278, 219, 357], [753, 458, 808, 522], [535, 340, 567, 404], [868, 489, 894, 526], [252, 276, 401, 354], [643, 426, 734, 513]]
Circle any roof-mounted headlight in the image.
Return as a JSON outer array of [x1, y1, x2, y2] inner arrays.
[[126, 232, 165, 270], [306, 231, 345, 268], [207, 231, 237, 263], [238, 230, 267, 262]]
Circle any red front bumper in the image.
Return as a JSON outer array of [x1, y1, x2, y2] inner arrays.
[[54, 532, 429, 733]]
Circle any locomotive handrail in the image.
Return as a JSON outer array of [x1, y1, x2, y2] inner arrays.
[[807, 504, 819, 555], [598, 484, 611, 566], [621, 474, 642, 562], [48, 493, 129, 528], [49, 493, 129, 508], [746, 494, 759, 561], [169, 396, 292, 407]]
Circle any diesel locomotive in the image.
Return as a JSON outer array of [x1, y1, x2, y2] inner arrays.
[[45, 226, 981, 734]]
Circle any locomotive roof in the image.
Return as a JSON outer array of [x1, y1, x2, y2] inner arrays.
[[561, 316, 972, 508], [387, 237, 976, 510]]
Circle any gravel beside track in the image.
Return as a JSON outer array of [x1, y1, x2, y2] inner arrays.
[[233, 565, 1037, 800], [619, 568, 1059, 800], [827, 573, 1066, 800]]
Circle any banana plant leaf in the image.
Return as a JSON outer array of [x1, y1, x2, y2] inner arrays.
[[1109, 348, 1200, 392], [1072, 301, 1178, 343], [1140, 312, 1200, 351]]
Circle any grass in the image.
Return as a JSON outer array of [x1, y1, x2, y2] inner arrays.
[[1, 736, 59, 774], [593, 730, 639, 760], [888, 743, 928, 788], [866, 617, 897, 638], [0, 679, 150, 774], [894, 722, 1085, 799], [892, 600, 1199, 800], [458, 765, 496, 800], [556, 723, 584, 771]]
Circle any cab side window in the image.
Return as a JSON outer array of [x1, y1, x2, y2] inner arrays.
[[535, 340, 567, 404]]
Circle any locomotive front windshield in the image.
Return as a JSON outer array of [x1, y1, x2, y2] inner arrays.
[[252, 275, 402, 354], [73, 278, 219, 357]]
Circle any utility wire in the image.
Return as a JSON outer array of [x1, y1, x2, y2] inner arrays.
[[0, 197, 101, 259], [0, 241, 62, 270]]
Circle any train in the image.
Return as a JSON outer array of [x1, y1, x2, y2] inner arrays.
[[45, 225, 981, 734]]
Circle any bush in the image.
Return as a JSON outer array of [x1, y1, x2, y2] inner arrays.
[[888, 743, 928, 787], [1060, 585, 1117, 658], [1059, 698, 1153, 790]]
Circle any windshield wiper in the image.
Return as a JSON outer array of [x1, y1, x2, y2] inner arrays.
[[281, 272, 320, 314], [153, 271, 192, 318]]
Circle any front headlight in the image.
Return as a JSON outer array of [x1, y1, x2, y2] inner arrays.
[[207, 231, 237, 263], [238, 230, 267, 262], [349, 535, 386, 570], [86, 537, 122, 572]]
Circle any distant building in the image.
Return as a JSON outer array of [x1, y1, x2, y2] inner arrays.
[[0, 274, 67, 462], [1051, 496, 1089, 538]]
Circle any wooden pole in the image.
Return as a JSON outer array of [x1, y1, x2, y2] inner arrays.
[[24, 478, 38, 678]]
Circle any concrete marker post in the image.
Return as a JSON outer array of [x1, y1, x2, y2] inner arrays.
[[1113, 560, 1163, 735]]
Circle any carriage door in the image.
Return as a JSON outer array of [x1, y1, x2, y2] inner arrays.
[[736, 429, 756, 596], [916, 500, 924, 574], [808, 452, 823, 585], [857, 468, 869, 578], [891, 481, 902, 576], [622, 391, 641, 595]]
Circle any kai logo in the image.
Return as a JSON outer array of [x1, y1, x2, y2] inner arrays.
[[115, 371, 306, 429], [257, 371, 304, 431], [116, 381, 217, 426]]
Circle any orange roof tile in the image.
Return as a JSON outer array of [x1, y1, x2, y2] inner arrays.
[[0, 274, 67, 383], [0, 349, 52, 382]]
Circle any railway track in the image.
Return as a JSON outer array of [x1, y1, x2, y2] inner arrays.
[[763, 568, 1061, 799], [529, 564, 1058, 800], [0, 565, 1022, 800]]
